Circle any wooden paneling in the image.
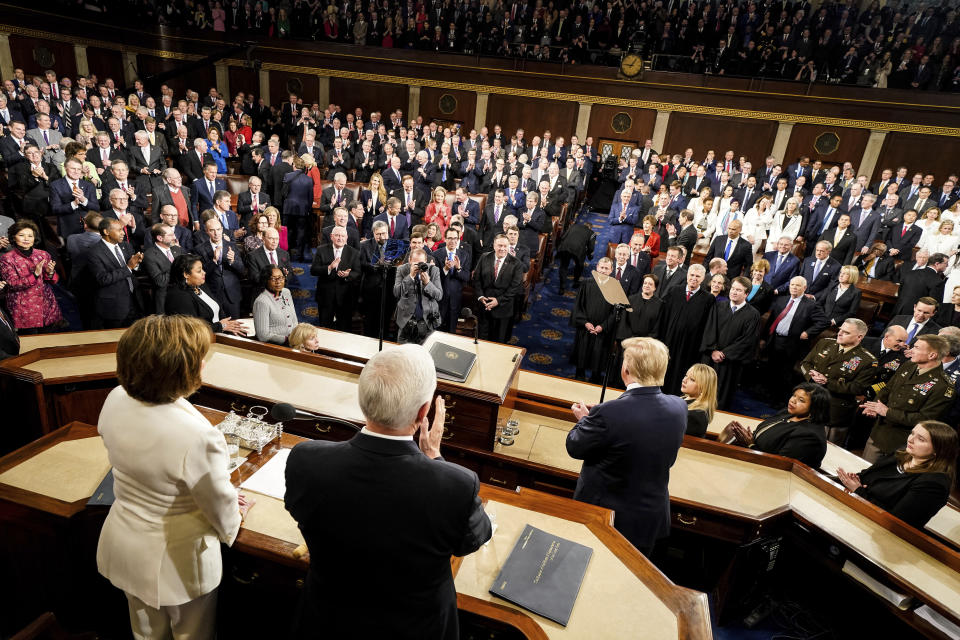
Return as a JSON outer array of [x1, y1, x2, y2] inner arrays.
[[228, 67, 259, 99], [663, 113, 778, 167], [329, 78, 408, 118], [485, 94, 577, 140], [9, 35, 77, 79], [269, 70, 320, 107], [84, 47, 125, 84], [587, 105, 657, 144], [136, 55, 215, 98], [782, 124, 870, 169], [873, 132, 960, 182], [418, 86, 476, 128]]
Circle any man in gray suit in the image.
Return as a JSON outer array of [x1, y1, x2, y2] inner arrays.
[[26, 112, 65, 167], [393, 248, 443, 344]]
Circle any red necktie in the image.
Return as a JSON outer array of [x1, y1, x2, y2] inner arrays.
[[632, 254, 637, 267], [269, 251, 277, 265], [252, 195, 257, 211], [769, 299, 795, 336], [685, 290, 691, 301], [616, 267, 622, 280], [494, 258, 501, 279], [901, 225, 908, 238], [389, 217, 396, 237]]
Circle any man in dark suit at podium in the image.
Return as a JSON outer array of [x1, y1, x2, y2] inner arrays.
[[285, 345, 491, 640], [566, 337, 686, 555]]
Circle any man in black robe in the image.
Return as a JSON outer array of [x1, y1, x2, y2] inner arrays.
[[570, 258, 616, 382], [700, 276, 761, 409], [659, 264, 713, 394]]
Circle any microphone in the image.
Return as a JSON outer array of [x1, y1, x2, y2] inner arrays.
[[460, 307, 478, 344], [270, 402, 361, 432]]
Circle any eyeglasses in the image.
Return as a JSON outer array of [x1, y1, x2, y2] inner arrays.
[[268, 275, 285, 281]]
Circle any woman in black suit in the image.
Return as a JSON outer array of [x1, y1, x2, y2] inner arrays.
[[746, 259, 775, 315], [679, 363, 717, 438], [165, 254, 248, 335], [837, 420, 957, 529], [817, 265, 862, 327], [720, 382, 829, 468], [819, 212, 857, 265]]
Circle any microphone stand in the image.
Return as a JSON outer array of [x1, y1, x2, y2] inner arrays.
[[598, 303, 627, 403], [374, 248, 388, 351]]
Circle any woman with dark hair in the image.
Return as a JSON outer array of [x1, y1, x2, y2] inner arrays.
[[97, 315, 253, 639], [164, 253, 247, 335], [838, 421, 958, 529], [0, 220, 62, 333], [719, 382, 830, 468], [243, 213, 270, 254], [252, 266, 296, 344]]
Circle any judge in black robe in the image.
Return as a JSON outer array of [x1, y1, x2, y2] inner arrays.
[[570, 260, 616, 382], [700, 277, 761, 409], [659, 266, 713, 394]]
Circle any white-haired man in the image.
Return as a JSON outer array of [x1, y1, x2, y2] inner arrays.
[[285, 344, 491, 639]]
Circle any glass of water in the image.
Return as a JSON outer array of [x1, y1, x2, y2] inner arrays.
[[223, 432, 241, 471]]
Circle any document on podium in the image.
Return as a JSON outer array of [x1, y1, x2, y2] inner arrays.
[[240, 448, 291, 500], [489, 524, 593, 626]]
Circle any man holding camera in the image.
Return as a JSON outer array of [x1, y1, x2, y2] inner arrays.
[[394, 248, 443, 344]]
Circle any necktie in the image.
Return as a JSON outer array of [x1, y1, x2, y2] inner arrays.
[[494, 258, 501, 280], [269, 251, 277, 265], [252, 195, 257, 211], [509, 246, 516, 256], [166, 250, 174, 263], [724, 239, 733, 260], [120, 182, 126, 192], [907, 322, 919, 344], [901, 225, 909, 238], [685, 290, 692, 301], [209, 180, 215, 196], [114, 244, 125, 266], [495, 206, 501, 223], [389, 216, 396, 237], [102, 149, 108, 165], [769, 299, 795, 336], [813, 260, 822, 280], [776, 254, 784, 273], [616, 266, 622, 280], [43, 130, 49, 145], [820, 209, 833, 234], [632, 253, 637, 267]]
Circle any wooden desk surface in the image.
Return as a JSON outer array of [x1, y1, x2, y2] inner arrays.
[[18, 329, 126, 354], [857, 277, 899, 304]]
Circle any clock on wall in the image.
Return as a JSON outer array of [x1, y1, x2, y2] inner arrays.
[[620, 54, 643, 78]]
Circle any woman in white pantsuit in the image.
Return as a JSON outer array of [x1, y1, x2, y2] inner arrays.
[[97, 315, 254, 639]]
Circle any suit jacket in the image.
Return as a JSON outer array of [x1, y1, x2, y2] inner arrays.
[[668, 225, 699, 266], [607, 201, 640, 244], [0, 134, 27, 167], [141, 243, 182, 313], [26, 127, 64, 165], [820, 227, 857, 265], [0, 308, 20, 360], [853, 253, 897, 281], [892, 266, 945, 317], [887, 223, 922, 256], [651, 263, 687, 296], [763, 251, 801, 293], [246, 245, 292, 285], [126, 144, 165, 181], [798, 256, 841, 296], [372, 213, 410, 241], [86, 145, 126, 173], [886, 315, 942, 345], [705, 235, 753, 278], [164, 284, 227, 332], [764, 295, 829, 342], [516, 207, 546, 255], [50, 177, 100, 237], [856, 454, 952, 529], [391, 187, 429, 225], [100, 174, 149, 215], [318, 185, 350, 218], [849, 208, 880, 251], [480, 202, 511, 247], [432, 246, 472, 302], [393, 262, 443, 329], [86, 240, 138, 321], [284, 433, 490, 640], [311, 244, 361, 304], [566, 386, 686, 550], [96, 387, 240, 610], [194, 239, 245, 309], [191, 177, 228, 217], [472, 252, 524, 318], [816, 284, 862, 326], [178, 150, 215, 183]]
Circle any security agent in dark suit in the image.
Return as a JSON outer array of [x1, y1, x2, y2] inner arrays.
[[703, 219, 753, 278], [556, 222, 596, 294], [235, 177, 271, 228], [651, 246, 687, 297], [893, 257, 948, 319], [194, 216, 245, 319], [432, 228, 472, 333], [567, 337, 686, 554], [86, 218, 144, 328], [141, 223, 183, 313], [798, 240, 842, 297], [284, 346, 491, 640], [50, 158, 101, 237], [472, 235, 524, 343], [311, 226, 361, 331]]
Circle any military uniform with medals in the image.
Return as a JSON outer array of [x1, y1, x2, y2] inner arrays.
[[801, 338, 878, 442], [869, 362, 954, 455]]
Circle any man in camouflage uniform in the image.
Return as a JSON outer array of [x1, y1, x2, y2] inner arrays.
[[861, 334, 954, 463], [801, 318, 877, 445]]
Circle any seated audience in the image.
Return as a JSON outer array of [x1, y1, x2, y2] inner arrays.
[[288, 322, 321, 353], [680, 364, 718, 438]]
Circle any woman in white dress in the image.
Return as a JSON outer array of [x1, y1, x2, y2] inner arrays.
[[742, 194, 775, 255], [919, 219, 960, 259], [710, 184, 736, 219], [764, 197, 804, 253], [688, 186, 713, 230], [916, 207, 943, 239], [940, 202, 960, 236]]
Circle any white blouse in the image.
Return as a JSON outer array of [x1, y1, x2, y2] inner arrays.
[[764, 212, 803, 253], [196, 288, 221, 322]]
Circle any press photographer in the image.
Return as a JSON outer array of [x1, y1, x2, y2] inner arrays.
[[393, 248, 443, 345]]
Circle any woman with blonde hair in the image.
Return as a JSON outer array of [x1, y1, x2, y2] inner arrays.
[[743, 194, 775, 255], [919, 219, 959, 258], [423, 186, 450, 237], [680, 364, 717, 438], [361, 172, 388, 219], [264, 206, 288, 251], [301, 153, 324, 208], [289, 322, 321, 352], [764, 197, 803, 252], [916, 206, 943, 237]]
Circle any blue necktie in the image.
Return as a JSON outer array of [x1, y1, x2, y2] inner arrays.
[[820, 208, 834, 234], [907, 322, 919, 344], [724, 239, 732, 260]]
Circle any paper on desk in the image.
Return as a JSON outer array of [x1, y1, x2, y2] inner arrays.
[[915, 605, 960, 639], [240, 448, 290, 500], [841, 560, 913, 610]]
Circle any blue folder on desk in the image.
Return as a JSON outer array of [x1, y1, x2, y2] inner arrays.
[[489, 524, 592, 626], [87, 469, 115, 507]]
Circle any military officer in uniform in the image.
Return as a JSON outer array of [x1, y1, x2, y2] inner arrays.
[[800, 318, 877, 445], [861, 334, 954, 463]]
